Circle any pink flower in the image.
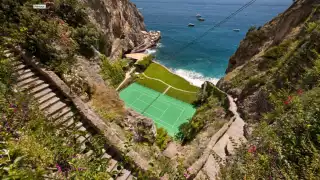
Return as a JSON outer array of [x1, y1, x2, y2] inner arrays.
[[187, 167, 192, 172], [56, 164, 62, 172], [248, 145, 257, 153], [284, 96, 293, 105]]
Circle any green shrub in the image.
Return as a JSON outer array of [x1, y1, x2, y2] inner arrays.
[[176, 96, 225, 143], [155, 128, 171, 150], [263, 40, 292, 60], [72, 25, 100, 57], [0, 74, 111, 179], [100, 56, 125, 87], [55, 0, 88, 27], [136, 55, 153, 70], [221, 87, 320, 179], [246, 28, 267, 44], [246, 25, 257, 36], [303, 52, 320, 88]]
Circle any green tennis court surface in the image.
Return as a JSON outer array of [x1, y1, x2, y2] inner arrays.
[[120, 83, 196, 136]]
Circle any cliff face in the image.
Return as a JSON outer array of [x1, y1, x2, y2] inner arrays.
[[218, 0, 320, 121], [225, 0, 315, 73], [80, 0, 146, 57]]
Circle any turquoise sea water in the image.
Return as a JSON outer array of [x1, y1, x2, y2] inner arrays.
[[131, 0, 292, 86]]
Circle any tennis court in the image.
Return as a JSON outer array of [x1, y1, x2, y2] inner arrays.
[[120, 83, 196, 136]]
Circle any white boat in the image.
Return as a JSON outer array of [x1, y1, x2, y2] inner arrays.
[[233, 29, 240, 32], [196, 14, 201, 17], [188, 23, 195, 27]]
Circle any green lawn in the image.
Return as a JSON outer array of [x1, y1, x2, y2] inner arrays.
[[166, 88, 198, 104], [136, 76, 168, 93], [144, 63, 199, 92], [136, 63, 200, 104]]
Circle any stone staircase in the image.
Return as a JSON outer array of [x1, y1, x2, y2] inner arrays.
[[4, 50, 135, 180]]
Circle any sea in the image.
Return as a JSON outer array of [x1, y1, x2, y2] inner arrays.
[[131, 0, 293, 86]]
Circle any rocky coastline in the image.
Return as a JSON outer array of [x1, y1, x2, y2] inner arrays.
[[131, 30, 161, 53]]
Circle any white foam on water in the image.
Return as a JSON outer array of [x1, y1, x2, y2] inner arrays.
[[145, 49, 157, 54], [172, 69, 220, 87], [156, 43, 164, 48]]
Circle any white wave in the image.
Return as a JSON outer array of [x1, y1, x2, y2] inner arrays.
[[173, 69, 220, 87], [156, 43, 164, 48], [145, 49, 157, 54]]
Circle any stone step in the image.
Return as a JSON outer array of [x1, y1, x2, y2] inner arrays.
[[14, 64, 27, 71], [39, 96, 60, 110], [77, 136, 87, 145], [34, 87, 54, 99], [17, 71, 35, 82], [101, 153, 112, 160], [17, 76, 40, 88], [37, 92, 56, 104], [20, 79, 45, 91], [51, 106, 72, 121], [10, 61, 137, 180], [77, 126, 87, 132], [4, 52, 13, 58], [54, 111, 74, 125], [75, 122, 84, 129], [62, 116, 76, 129], [107, 159, 118, 172], [27, 83, 50, 94], [16, 68, 31, 76], [43, 101, 67, 116], [85, 150, 94, 157], [12, 60, 22, 66], [116, 169, 131, 180]]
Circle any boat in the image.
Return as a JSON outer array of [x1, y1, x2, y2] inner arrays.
[[198, 18, 205, 21], [188, 23, 195, 27], [196, 14, 201, 18], [233, 29, 240, 32]]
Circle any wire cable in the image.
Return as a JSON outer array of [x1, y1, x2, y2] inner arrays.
[[157, 0, 258, 60]]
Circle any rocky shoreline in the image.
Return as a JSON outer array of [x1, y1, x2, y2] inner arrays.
[[131, 30, 161, 53]]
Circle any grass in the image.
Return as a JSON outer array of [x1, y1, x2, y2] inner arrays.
[[136, 76, 168, 93], [166, 88, 197, 104], [136, 63, 200, 104], [144, 63, 199, 92]]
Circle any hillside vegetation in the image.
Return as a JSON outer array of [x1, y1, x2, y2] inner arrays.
[[0, 48, 112, 179], [218, 1, 320, 179]]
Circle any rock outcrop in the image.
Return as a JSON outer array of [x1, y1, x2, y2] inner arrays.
[[79, 0, 147, 58], [217, 0, 320, 121], [124, 109, 157, 144], [224, 0, 315, 73]]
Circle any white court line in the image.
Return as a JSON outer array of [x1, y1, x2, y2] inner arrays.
[[163, 86, 171, 94], [131, 86, 187, 110], [144, 112, 173, 127], [131, 86, 189, 110], [130, 87, 160, 98], [129, 93, 143, 107], [156, 96, 186, 110], [171, 108, 186, 128], [159, 106, 169, 119], [127, 86, 191, 130]]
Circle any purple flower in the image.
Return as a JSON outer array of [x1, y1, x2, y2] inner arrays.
[[77, 167, 86, 171], [56, 164, 62, 172]]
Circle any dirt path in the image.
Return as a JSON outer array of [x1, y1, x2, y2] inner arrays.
[[189, 86, 246, 180], [116, 67, 136, 91]]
